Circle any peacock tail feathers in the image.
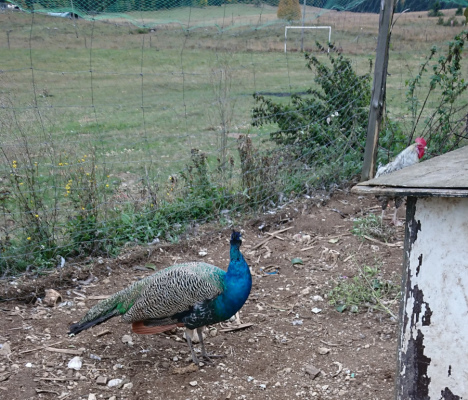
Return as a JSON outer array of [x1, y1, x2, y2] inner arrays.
[[69, 262, 226, 335]]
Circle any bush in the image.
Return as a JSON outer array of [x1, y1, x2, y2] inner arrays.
[[252, 44, 372, 185], [455, 5, 463, 16], [428, 1, 443, 17]]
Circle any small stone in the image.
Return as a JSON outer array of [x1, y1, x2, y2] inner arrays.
[[113, 364, 123, 370], [123, 382, 133, 390], [209, 327, 218, 337], [108, 397, 116, 400], [300, 287, 311, 295], [322, 385, 329, 390], [121, 335, 133, 345], [25, 363, 33, 368], [338, 390, 347, 396], [0, 343, 11, 357], [107, 378, 123, 387], [189, 380, 198, 387], [317, 347, 330, 355], [96, 376, 107, 385], [173, 356, 179, 362], [312, 295, 324, 302], [88, 394, 97, 400], [67, 356, 82, 371], [259, 384, 267, 390], [305, 364, 321, 379], [311, 308, 322, 314]]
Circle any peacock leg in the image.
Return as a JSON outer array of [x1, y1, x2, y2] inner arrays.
[[197, 326, 224, 363], [184, 329, 200, 365]]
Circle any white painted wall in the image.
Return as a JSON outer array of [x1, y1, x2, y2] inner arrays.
[[400, 197, 468, 398]]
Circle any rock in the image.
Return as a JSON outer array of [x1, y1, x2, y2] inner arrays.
[[107, 378, 123, 387], [208, 327, 218, 337], [123, 382, 133, 390], [121, 335, 133, 346], [171, 364, 199, 375], [300, 287, 311, 295], [0, 343, 11, 357], [43, 289, 62, 307], [305, 364, 321, 379], [112, 363, 123, 370], [317, 347, 330, 355], [311, 308, 322, 314], [67, 356, 82, 371], [189, 380, 198, 387], [88, 394, 97, 400], [25, 363, 33, 368], [108, 397, 116, 400], [96, 376, 107, 385], [312, 295, 324, 302]]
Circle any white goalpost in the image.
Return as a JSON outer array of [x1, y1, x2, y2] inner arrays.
[[284, 26, 332, 53]]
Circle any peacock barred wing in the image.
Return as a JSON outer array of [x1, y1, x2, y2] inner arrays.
[[121, 262, 225, 324]]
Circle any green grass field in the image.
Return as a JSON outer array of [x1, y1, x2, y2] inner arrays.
[[0, 5, 467, 274]]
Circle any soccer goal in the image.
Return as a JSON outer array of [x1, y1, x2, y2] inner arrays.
[[284, 26, 332, 53]]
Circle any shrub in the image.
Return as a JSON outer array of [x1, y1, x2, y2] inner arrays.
[[252, 44, 372, 185], [455, 5, 463, 16], [428, 1, 443, 17]]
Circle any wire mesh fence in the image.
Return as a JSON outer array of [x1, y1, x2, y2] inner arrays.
[[1, 1, 467, 275]]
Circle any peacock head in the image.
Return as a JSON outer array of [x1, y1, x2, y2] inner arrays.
[[415, 137, 427, 159], [230, 230, 242, 246]]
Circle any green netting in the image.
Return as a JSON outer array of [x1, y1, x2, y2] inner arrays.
[[5, 0, 377, 30]]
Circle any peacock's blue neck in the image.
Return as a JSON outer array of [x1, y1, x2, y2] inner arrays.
[[214, 243, 252, 320]]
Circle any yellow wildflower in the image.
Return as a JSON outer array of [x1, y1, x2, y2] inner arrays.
[[27, 237, 31, 240]]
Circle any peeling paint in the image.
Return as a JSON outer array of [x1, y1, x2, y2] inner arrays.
[[440, 387, 461, 400], [416, 254, 423, 277]]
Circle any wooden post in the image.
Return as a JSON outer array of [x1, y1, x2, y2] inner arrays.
[[361, 0, 395, 181]]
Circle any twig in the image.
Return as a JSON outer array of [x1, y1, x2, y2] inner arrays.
[[320, 340, 340, 347], [19, 341, 63, 354], [34, 377, 80, 382], [363, 235, 400, 247], [87, 295, 110, 300], [219, 323, 254, 333], [45, 347, 84, 355], [251, 227, 293, 250]]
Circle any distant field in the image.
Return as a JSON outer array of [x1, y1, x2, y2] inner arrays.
[[1, 6, 467, 180]]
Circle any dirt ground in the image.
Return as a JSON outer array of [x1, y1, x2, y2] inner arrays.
[[0, 192, 406, 400]]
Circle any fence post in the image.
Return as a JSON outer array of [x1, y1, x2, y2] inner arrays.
[[361, 0, 395, 181]]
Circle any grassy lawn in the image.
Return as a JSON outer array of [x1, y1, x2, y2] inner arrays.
[[0, 6, 467, 273]]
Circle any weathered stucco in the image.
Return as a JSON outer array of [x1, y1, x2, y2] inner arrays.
[[397, 197, 468, 399]]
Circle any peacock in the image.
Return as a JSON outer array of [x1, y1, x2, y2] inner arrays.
[[68, 231, 252, 365]]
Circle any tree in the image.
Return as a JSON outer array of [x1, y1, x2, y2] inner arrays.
[[464, 7, 468, 23], [277, 0, 301, 22], [428, 1, 443, 17]]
